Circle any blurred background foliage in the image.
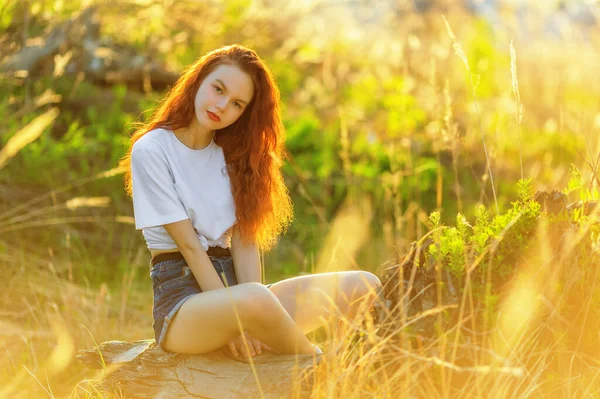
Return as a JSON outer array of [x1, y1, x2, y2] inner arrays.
[[0, 0, 599, 395], [1, 0, 598, 281]]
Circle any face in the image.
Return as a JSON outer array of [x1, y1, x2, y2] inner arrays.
[[194, 64, 254, 130]]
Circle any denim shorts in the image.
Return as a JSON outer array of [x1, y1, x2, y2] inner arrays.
[[150, 255, 274, 349]]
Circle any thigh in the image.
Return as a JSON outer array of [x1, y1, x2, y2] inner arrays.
[[268, 271, 380, 335], [163, 283, 261, 355]]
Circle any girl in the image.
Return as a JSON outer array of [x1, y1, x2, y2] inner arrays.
[[120, 44, 381, 358]]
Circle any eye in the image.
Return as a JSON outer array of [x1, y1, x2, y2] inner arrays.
[[233, 102, 242, 108], [214, 85, 223, 93]]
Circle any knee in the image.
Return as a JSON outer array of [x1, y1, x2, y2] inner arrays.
[[346, 271, 382, 301], [237, 282, 281, 325]]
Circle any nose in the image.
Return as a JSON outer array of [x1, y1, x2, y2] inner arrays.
[[215, 98, 227, 112]]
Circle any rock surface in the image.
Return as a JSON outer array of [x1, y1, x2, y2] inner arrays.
[[77, 339, 321, 399]]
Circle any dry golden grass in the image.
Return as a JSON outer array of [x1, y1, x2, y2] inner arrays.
[[0, 108, 59, 170], [1, 193, 599, 398], [0, 257, 151, 398], [2, 2, 599, 398]]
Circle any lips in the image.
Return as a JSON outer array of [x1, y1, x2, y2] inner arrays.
[[207, 110, 220, 122]]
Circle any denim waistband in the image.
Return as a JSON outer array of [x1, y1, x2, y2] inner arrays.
[[151, 247, 231, 266]]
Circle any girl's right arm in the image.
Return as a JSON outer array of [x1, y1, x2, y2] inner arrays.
[[163, 218, 227, 292]]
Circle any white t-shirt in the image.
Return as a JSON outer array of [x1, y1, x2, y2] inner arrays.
[[130, 128, 237, 251]]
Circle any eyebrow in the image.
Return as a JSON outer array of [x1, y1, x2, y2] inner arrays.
[[215, 79, 249, 105]]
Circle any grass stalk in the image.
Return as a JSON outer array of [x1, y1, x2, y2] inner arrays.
[[510, 41, 524, 181], [442, 15, 499, 214]]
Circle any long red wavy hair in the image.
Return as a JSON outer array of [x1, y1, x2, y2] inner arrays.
[[119, 44, 293, 252]]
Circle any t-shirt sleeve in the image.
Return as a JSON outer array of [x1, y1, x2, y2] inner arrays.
[[130, 141, 189, 230]]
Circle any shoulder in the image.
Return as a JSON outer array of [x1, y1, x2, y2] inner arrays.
[[132, 128, 171, 156]]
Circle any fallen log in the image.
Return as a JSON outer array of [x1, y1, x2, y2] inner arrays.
[[77, 339, 321, 399], [1, 6, 179, 91], [0, 7, 97, 74]]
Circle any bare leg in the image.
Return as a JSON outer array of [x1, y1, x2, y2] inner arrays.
[[268, 271, 382, 339], [162, 282, 318, 355]]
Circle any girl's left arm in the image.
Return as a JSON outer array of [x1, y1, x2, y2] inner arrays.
[[231, 226, 262, 284]]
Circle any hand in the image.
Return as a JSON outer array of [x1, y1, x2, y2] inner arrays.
[[226, 331, 277, 358]]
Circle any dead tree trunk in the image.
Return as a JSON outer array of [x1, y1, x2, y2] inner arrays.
[[1, 6, 179, 91]]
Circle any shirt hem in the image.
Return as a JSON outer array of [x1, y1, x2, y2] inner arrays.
[[135, 214, 190, 230]]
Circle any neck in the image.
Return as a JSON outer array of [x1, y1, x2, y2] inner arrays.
[[174, 119, 214, 150]]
